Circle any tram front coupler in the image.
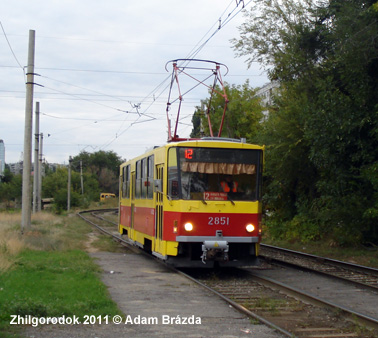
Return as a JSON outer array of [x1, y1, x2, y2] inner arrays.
[[201, 230, 229, 264]]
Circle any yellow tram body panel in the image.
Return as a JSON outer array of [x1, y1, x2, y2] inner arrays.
[[118, 225, 178, 257], [119, 139, 264, 267]]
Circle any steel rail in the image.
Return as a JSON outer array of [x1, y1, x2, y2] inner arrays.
[[89, 210, 118, 226], [77, 208, 118, 235], [260, 243, 378, 295], [78, 209, 378, 335], [261, 254, 378, 293], [77, 209, 292, 337], [246, 270, 378, 331], [261, 244, 378, 276], [77, 208, 140, 254], [175, 269, 293, 338]]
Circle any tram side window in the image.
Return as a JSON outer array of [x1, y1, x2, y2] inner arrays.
[[135, 160, 141, 198], [168, 147, 179, 199], [122, 167, 127, 198], [125, 165, 130, 198], [141, 158, 147, 198], [258, 151, 263, 200], [147, 155, 154, 199]]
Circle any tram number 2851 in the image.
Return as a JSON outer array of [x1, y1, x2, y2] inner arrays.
[[208, 217, 230, 226]]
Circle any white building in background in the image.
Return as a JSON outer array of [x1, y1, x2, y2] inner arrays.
[[0, 139, 5, 176], [8, 162, 23, 175], [255, 81, 280, 118]]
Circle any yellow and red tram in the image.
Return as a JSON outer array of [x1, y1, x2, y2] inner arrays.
[[119, 137, 264, 267]]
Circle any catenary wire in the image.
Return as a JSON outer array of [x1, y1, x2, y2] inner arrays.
[[104, 1, 250, 148], [0, 21, 24, 72]]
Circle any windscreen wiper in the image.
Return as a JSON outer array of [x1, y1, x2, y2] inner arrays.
[[227, 195, 235, 205]]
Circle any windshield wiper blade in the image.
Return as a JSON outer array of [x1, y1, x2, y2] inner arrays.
[[227, 195, 235, 205]]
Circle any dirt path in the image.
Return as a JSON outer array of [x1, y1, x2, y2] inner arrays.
[[23, 248, 284, 338]]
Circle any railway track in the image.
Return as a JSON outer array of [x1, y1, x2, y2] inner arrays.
[[78, 209, 378, 338], [186, 268, 378, 338], [77, 208, 136, 251], [260, 244, 378, 292]]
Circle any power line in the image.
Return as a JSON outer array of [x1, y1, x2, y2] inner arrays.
[[40, 83, 138, 115], [184, 0, 235, 60], [101, 0, 252, 149], [143, 0, 251, 108], [0, 21, 24, 72], [185, 0, 251, 61], [5, 32, 223, 47], [3, 2, 253, 159], [37, 67, 166, 75], [40, 74, 139, 106], [41, 111, 127, 121], [1, 64, 264, 75]]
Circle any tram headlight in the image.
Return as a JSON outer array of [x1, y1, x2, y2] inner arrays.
[[184, 222, 193, 232], [246, 223, 255, 233]]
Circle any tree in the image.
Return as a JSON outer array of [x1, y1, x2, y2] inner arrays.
[[72, 150, 124, 194], [42, 167, 100, 212], [232, 0, 317, 76], [0, 172, 22, 208], [190, 81, 263, 143], [233, 0, 378, 244]]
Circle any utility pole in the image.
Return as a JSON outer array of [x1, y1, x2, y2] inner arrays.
[[67, 156, 72, 211], [21, 29, 36, 233], [38, 133, 43, 212], [80, 160, 84, 194], [32, 102, 40, 214]]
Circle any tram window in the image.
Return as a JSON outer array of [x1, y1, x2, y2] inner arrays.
[[125, 165, 130, 198], [178, 147, 262, 202], [136, 160, 141, 198], [141, 158, 147, 198], [121, 165, 130, 199], [258, 151, 263, 200], [147, 155, 154, 199], [168, 147, 179, 199], [121, 166, 127, 198]]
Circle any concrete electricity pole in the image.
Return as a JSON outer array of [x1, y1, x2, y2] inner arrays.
[[38, 132, 43, 212], [67, 156, 72, 211], [21, 29, 36, 233], [32, 102, 40, 214]]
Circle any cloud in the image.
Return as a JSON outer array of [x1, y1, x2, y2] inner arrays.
[[1, 0, 268, 164]]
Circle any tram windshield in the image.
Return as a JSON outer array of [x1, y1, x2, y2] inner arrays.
[[167, 147, 263, 201]]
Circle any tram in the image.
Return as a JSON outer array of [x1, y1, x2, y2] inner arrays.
[[118, 59, 264, 267], [118, 138, 264, 267]]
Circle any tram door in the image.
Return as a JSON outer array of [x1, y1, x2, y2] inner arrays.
[[154, 165, 164, 254]]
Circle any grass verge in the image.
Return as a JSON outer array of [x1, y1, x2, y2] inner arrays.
[[0, 211, 123, 337]]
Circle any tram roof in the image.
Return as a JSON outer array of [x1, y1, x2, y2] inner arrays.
[[121, 138, 264, 167], [165, 137, 264, 150]]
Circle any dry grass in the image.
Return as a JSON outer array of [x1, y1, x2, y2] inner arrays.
[[0, 213, 24, 272], [0, 211, 89, 272]]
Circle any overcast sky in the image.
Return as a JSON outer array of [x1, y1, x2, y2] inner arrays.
[[1, 0, 268, 165]]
